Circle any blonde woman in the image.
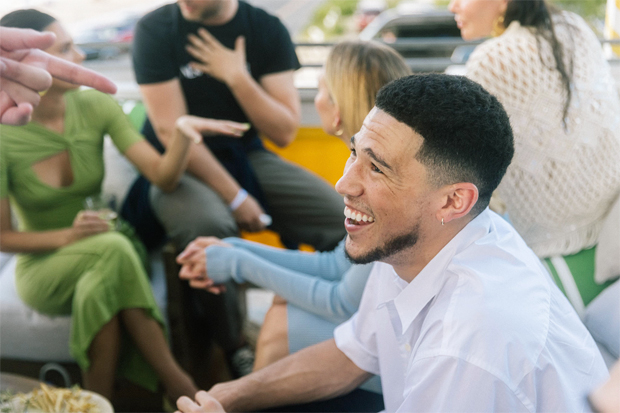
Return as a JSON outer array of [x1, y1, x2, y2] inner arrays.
[[177, 40, 411, 407]]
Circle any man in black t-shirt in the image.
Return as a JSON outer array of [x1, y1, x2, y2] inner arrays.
[[132, 0, 346, 378]]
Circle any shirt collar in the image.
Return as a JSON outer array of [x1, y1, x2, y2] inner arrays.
[[390, 209, 494, 334]]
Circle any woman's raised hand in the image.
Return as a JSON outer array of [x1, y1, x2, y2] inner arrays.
[[175, 115, 250, 144]]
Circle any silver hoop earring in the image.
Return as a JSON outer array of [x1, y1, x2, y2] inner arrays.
[[441, 218, 444, 226]]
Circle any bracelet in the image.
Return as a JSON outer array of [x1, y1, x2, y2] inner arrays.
[[228, 188, 248, 212]]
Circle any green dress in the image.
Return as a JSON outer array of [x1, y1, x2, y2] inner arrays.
[[0, 89, 162, 391]]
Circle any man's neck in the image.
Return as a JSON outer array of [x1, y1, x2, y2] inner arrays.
[[389, 219, 471, 283], [200, 0, 239, 25]]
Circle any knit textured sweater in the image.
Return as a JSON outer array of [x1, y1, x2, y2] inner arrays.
[[467, 12, 620, 258]]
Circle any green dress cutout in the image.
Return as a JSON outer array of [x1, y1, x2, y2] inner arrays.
[[0, 89, 162, 391]]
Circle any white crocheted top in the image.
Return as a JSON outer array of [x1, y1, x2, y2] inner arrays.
[[466, 12, 620, 258]]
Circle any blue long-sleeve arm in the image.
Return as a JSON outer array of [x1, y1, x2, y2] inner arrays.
[[206, 242, 373, 324], [222, 237, 351, 281]]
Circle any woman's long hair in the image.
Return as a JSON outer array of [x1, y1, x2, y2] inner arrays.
[[504, 0, 574, 128], [324, 40, 412, 138]]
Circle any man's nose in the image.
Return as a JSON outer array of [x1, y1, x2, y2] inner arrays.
[[335, 160, 363, 198]]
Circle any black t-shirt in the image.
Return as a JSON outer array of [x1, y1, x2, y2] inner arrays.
[[133, 1, 300, 138], [128, 1, 299, 239]]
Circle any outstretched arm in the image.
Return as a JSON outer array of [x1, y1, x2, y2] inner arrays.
[[222, 237, 351, 280], [124, 116, 250, 192], [177, 339, 370, 413], [176, 238, 371, 322], [0, 198, 109, 253], [139, 79, 266, 232]]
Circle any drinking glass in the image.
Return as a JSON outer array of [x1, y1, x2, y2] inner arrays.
[[83, 194, 119, 230]]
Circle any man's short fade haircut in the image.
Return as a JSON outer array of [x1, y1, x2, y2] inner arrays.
[[375, 74, 514, 215]]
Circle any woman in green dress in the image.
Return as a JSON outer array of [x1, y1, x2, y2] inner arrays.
[[0, 9, 249, 401]]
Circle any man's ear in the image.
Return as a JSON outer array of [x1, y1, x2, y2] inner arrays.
[[436, 183, 479, 225]]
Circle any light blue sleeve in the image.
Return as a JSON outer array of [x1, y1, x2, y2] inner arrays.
[[206, 241, 373, 323], [222, 237, 351, 281]]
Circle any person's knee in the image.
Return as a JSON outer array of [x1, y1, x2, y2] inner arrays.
[[258, 303, 288, 346], [172, 212, 238, 248], [91, 232, 135, 256]]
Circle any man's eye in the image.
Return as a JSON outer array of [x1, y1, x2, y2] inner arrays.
[[350, 148, 357, 157], [371, 163, 383, 174]]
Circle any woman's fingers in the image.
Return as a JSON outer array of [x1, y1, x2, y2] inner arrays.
[[192, 118, 249, 137], [73, 210, 111, 235], [176, 243, 204, 263], [189, 278, 214, 290], [176, 115, 250, 143]]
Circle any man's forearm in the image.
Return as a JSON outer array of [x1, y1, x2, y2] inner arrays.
[[227, 71, 299, 148], [209, 339, 370, 412]]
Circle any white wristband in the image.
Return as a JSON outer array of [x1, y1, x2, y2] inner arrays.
[[229, 188, 248, 212]]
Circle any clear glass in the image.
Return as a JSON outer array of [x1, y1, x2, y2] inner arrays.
[[83, 194, 119, 230]]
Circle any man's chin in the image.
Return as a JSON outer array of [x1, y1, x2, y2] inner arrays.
[[343, 238, 377, 265], [344, 227, 419, 265]]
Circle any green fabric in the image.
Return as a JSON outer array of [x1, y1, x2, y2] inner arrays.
[[0, 90, 160, 391], [126, 101, 147, 131], [544, 246, 615, 307], [0, 89, 142, 229]]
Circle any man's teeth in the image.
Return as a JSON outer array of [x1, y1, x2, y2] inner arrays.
[[344, 207, 374, 223]]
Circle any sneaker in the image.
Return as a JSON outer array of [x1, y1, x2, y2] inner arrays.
[[229, 345, 255, 378]]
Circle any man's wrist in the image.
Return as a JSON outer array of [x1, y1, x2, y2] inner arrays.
[[228, 188, 248, 211], [210, 377, 256, 412], [225, 67, 250, 90]]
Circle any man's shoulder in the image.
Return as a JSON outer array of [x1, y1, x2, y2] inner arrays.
[[238, 1, 279, 21], [423, 216, 554, 363], [237, 0, 287, 30], [138, 3, 176, 28]]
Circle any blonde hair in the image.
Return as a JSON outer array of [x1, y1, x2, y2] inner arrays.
[[324, 40, 412, 138]]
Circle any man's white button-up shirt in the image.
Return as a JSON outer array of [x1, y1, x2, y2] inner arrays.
[[334, 209, 608, 412]]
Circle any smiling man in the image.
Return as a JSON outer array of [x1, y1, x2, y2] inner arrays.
[[177, 74, 609, 413]]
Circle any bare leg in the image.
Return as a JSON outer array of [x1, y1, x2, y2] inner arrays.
[[120, 308, 198, 401], [253, 302, 289, 371], [83, 315, 121, 399]]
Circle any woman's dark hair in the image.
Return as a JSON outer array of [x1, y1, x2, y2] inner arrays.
[[0, 9, 57, 32], [504, 0, 573, 128]]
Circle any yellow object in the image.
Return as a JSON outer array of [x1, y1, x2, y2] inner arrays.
[[491, 15, 505, 37], [605, 0, 620, 56], [10, 383, 113, 413], [242, 127, 350, 250]]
